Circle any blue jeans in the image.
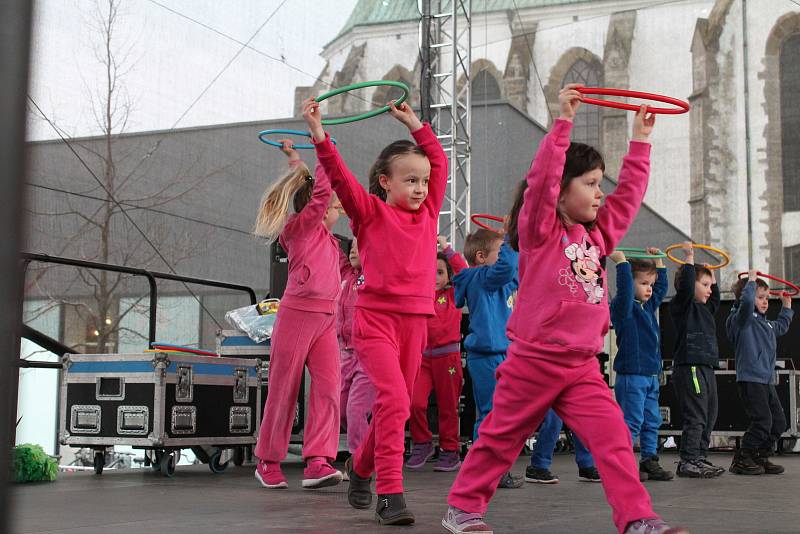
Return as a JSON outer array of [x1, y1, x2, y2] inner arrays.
[[466, 353, 506, 441], [530, 409, 594, 469], [614, 373, 662, 459]]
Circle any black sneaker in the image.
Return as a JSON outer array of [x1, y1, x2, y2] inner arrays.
[[754, 449, 784, 475], [640, 455, 674, 481], [677, 458, 720, 478], [578, 466, 601, 482], [347, 461, 373, 509], [524, 465, 559, 484], [497, 471, 524, 488], [729, 449, 765, 476], [375, 493, 415, 525]]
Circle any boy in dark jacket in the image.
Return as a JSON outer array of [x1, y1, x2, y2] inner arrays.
[[609, 248, 673, 481], [454, 228, 521, 488], [726, 270, 794, 475], [669, 242, 725, 478]]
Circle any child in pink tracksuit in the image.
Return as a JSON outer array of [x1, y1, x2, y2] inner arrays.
[[338, 238, 376, 466], [304, 97, 447, 525], [252, 140, 343, 491], [443, 85, 688, 534], [407, 235, 468, 472]]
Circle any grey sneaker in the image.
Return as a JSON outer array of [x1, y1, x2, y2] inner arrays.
[[405, 441, 435, 470], [442, 505, 493, 534], [497, 471, 524, 488], [698, 457, 725, 476], [624, 518, 689, 534], [676, 458, 719, 479]]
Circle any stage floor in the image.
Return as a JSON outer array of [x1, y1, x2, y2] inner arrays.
[[11, 451, 800, 533]]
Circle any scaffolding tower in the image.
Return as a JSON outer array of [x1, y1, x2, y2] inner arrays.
[[419, 0, 472, 247]]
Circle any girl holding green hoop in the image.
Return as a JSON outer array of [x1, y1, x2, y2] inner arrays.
[[304, 96, 447, 525]]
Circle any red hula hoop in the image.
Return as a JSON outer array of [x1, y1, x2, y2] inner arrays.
[[737, 271, 799, 297], [576, 87, 690, 115], [471, 213, 504, 233]]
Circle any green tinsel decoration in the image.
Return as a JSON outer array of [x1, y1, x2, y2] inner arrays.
[[12, 444, 58, 483]]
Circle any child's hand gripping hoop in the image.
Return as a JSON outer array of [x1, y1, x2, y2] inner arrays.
[[258, 129, 337, 150], [614, 247, 667, 260], [737, 271, 799, 297], [314, 80, 410, 125], [664, 243, 731, 270], [471, 213, 504, 233], [576, 87, 690, 115]]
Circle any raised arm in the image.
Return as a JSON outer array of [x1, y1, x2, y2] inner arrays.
[[439, 235, 468, 276], [414, 124, 448, 216], [610, 256, 634, 326], [774, 294, 795, 337], [707, 281, 721, 315], [649, 266, 669, 310], [730, 272, 757, 329], [305, 97, 374, 230], [291, 163, 333, 233], [475, 240, 518, 291], [670, 262, 696, 317]]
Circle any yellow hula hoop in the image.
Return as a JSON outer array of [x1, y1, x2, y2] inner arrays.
[[664, 243, 731, 270]]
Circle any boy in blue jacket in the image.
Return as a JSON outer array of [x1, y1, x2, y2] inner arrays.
[[454, 228, 520, 488], [609, 248, 673, 481], [727, 270, 794, 475]]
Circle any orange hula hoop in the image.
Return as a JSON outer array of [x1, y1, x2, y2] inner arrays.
[[664, 243, 731, 270]]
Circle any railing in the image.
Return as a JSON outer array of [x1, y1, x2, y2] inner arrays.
[[19, 252, 258, 368]]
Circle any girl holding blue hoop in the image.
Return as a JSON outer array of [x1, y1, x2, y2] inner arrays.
[[252, 139, 345, 491]]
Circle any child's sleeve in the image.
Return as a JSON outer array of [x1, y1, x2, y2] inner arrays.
[[595, 141, 651, 252], [610, 261, 634, 326], [730, 281, 756, 329], [453, 272, 468, 309], [772, 305, 795, 337], [475, 241, 518, 291], [518, 119, 572, 251], [414, 124, 448, 216], [649, 267, 669, 310], [313, 134, 374, 231], [443, 245, 468, 276], [293, 164, 333, 233], [670, 264, 695, 316], [338, 246, 351, 279]]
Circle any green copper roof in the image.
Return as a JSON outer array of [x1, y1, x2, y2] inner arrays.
[[333, 0, 596, 42]]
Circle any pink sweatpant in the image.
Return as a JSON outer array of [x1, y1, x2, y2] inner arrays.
[[352, 307, 427, 494], [448, 348, 657, 533], [340, 347, 376, 453], [254, 306, 340, 463], [410, 352, 463, 451]]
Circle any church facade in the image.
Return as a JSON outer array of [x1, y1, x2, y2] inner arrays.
[[295, 0, 800, 289]]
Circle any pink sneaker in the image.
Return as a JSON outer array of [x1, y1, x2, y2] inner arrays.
[[302, 460, 343, 489], [255, 460, 288, 489]]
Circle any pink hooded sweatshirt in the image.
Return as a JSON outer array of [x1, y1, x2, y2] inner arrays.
[[506, 118, 650, 361], [314, 124, 448, 316], [278, 164, 342, 314]]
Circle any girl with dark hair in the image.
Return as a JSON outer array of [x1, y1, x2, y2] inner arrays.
[[253, 140, 345, 491], [407, 235, 468, 473], [444, 85, 687, 534], [304, 97, 447, 525]]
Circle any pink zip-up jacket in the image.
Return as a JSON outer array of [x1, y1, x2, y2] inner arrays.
[[506, 118, 651, 361], [314, 124, 447, 316], [278, 163, 342, 314], [337, 249, 363, 350]]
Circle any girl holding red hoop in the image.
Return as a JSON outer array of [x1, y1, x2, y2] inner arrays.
[[252, 141, 344, 491], [444, 84, 688, 534], [304, 97, 447, 525]]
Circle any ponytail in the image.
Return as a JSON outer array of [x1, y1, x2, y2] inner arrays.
[[253, 162, 313, 241]]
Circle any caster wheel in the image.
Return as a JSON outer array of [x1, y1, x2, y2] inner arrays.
[[160, 451, 176, 477], [209, 450, 229, 474], [233, 447, 245, 467], [93, 451, 105, 475], [151, 450, 163, 471]]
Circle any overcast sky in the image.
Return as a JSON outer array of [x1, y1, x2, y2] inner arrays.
[[27, 0, 360, 140]]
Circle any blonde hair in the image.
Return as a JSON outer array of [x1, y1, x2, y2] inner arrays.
[[253, 162, 313, 241]]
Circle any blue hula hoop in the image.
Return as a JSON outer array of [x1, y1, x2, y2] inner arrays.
[[257, 129, 336, 150]]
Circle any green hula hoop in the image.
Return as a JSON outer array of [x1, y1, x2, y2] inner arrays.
[[315, 80, 410, 126], [615, 247, 667, 260]]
